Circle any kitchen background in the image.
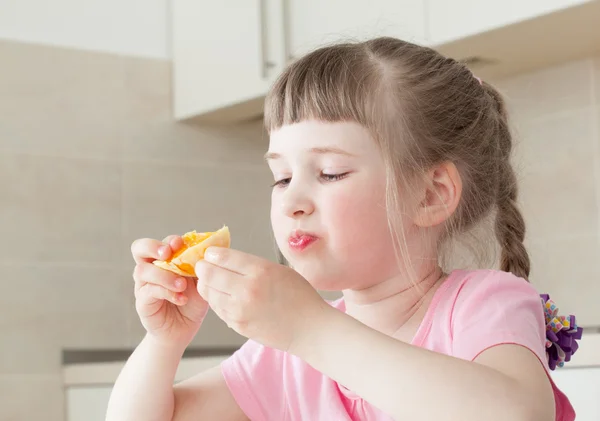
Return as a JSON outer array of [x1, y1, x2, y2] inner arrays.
[[1, 1, 600, 420]]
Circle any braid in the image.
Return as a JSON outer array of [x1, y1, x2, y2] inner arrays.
[[479, 81, 531, 280], [495, 163, 531, 280]]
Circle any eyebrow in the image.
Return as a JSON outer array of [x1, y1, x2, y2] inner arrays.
[[264, 147, 356, 161]]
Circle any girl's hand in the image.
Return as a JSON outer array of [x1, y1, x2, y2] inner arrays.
[[131, 235, 209, 349], [195, 248, 329, 353]]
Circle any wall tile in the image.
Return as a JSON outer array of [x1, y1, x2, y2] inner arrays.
[[494, 59, 594, 125], [121, 56, 171, 123], [122, 119, 268, 169], [0, 264, 128, 374], [519, 161, 597, 242], [54, 265, 129, 349], [119, 56, 268, 169], [527, 235, 600, 327], [0, 374, 64, 421], [121, 161, 274, 265], [514, 110, 598, 241], [513, 109, 595, 173], [0, 320, 61, 375], [0, 40, 124, 159], [0, 153, 122, 265]]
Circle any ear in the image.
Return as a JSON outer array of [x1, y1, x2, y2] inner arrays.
[[413, 162, 462, 228]]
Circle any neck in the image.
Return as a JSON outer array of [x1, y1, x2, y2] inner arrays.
[[342, 264, 445, 338]]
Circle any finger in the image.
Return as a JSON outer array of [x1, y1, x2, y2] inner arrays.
[[197, 280, 234, 314], [133, 261, 188, 293], [131, 238, 173, 264], [162, 235, 183, 252], [136, 283, 188, 315], [207, 292, 236, 326], [203, 247, 262, 276], [195, 260, 243, 295]]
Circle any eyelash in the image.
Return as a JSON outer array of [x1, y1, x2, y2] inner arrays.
[[271, 172, 350, 188]]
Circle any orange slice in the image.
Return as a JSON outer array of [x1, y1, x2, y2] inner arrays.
[[153, 225, 230, 277]]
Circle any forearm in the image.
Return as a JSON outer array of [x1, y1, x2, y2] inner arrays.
[[106, 334, 185, 421], [294, 308, 531, 421]]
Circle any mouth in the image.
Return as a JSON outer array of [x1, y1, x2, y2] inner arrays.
[[288, 231, 319, 251]]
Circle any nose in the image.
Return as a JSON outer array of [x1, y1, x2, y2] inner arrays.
[[281, 181, 314, 218]]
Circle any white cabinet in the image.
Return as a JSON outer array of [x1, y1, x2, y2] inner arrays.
[[286, 0, 427, 59], [428, 0, 593, 45], [552, 367, 600, 421], [64, 356, 231, 421], [66, 386, 113, 421], [171, 0, 427, 122], [549, 332, 600, 420], [171, 0, 599, 122], [171, 0, 286, 121]]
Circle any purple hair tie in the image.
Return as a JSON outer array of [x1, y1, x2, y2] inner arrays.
[[540, 294, 583, 370]]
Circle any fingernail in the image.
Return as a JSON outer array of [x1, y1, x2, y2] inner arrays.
[[204, 248, 217, 261], [158, 245, 168, 258], [175, 278, 186, 290], [176, 293, 186, 303]]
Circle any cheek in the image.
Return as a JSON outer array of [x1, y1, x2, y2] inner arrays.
[[270, 192, 286, 248], [325, 183, 393, 251]]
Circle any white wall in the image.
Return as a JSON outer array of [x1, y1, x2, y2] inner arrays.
[[0, 0, 169, 58]]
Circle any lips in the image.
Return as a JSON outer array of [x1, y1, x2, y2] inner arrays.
[[288, 231, 318, 251]]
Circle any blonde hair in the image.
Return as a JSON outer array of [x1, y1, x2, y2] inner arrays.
[[264, 37, 530, 280]]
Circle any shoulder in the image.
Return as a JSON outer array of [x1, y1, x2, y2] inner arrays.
[[438, 269, 546, 337], [444, 269, 541, 309], [440, 270, 547, 357]]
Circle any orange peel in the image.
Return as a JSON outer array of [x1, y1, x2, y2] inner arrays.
[[153, 225, 230, 277]]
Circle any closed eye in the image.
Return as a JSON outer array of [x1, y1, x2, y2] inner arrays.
[[271, 178, 291, 188], [271, 172, 350, 188], [321, 172, 350, 182]]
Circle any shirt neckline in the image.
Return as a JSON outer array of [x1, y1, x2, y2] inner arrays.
[[334, 269, 460, 401]]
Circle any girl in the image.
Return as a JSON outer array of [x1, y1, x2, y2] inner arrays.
[[107, 37, 581, 421]]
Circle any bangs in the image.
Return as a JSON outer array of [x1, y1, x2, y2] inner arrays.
[[264, 43, 382, 132]]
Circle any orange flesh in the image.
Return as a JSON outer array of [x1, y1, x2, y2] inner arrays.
[[167, 231, 212, 262], [178, 263, 195, 276]]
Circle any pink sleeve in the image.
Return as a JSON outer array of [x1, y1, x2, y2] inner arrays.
[[451, 271, 548, 366], [220, 339, 286, 421]]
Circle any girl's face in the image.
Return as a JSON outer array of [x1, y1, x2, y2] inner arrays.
[[267, 120, 408, 291]]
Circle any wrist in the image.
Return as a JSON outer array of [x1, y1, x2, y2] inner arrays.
[[288, 299, 341, 359], [143, 333, 188, 358]]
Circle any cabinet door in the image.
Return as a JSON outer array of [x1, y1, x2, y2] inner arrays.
[[428, 0, 593, 45], [286, 0, 427, 59], [66, 386, 113, 421], [172, 0, 285, 120], [551, 367, 600, 421]]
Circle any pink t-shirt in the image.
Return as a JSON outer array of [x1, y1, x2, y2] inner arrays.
[[221, 269, 575, 420]]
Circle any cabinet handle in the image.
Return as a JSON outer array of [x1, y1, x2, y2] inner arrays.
[[259, 0, 276, 78]]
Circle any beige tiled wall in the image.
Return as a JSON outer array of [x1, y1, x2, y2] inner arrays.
[[1, 38, 600, 420], [0, 40, 273, 421], [494, 58, 600, 327]]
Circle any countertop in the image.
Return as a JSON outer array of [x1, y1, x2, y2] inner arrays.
[[62, 331, 600, 387]]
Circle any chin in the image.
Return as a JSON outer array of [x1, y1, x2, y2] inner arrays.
[[285, 257, 349, 290]]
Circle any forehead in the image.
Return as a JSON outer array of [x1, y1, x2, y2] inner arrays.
[[268, 120, 377, 156]]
